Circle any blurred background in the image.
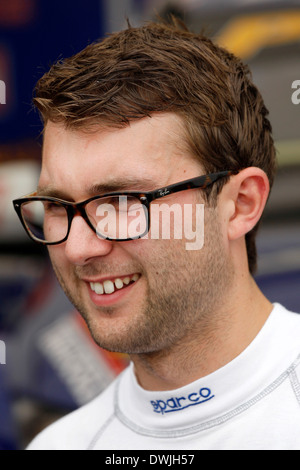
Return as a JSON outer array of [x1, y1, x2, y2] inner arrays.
[[0, 0, 299, 450]]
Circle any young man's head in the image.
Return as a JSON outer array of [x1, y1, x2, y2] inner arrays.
[[16, 20, 275, 355], [34, 20, 276, 275]]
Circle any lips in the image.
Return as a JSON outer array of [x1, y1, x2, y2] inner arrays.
[[89, 273, 140, 295]]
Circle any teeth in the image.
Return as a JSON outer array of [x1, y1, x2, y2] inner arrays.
[[114, 278, 124, 289], [94, 282, 104, 295], [103, 280, 114, 294], [90, 274, 139, 295]]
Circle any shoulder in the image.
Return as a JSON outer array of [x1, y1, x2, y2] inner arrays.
[[271, 303, 300, 362], [26, 374, 119, 450], [272, 302, 300, 341], [273, 302, 300, 330]]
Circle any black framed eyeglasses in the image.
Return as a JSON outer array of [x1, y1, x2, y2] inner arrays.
[[12, 170, 237, 245]]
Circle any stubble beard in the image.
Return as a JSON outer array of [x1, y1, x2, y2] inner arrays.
[[50, 213, 233, 356]]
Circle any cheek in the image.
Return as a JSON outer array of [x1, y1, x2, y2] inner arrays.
[[130, 237, 187, 277], [47, 245, 69, 274]]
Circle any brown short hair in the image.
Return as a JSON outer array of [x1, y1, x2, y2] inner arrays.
[[34, 19, 276, 274]]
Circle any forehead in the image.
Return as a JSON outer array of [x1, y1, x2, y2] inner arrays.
[[40, 114, 202, 199]]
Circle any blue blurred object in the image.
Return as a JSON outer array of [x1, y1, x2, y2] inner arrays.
[[256, 222, 300, 313], [256, 270, 300, 313], [0, 367, 18, 450], [0, 0, 105, 143]]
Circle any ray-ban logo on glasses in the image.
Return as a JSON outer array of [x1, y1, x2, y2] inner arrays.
[[158, 188, 170, 197], [95, 197, 205, 251]]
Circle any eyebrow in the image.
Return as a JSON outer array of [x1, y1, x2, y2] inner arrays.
[[36, 176, 157, 200]]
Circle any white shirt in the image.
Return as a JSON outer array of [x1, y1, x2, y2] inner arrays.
[[27, 303, 300, 450]]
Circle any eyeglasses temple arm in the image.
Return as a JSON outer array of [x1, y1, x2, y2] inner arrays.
[[150, 170, 237, 201]]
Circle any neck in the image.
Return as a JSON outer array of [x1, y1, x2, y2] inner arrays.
[[131, 275, 273, 391]]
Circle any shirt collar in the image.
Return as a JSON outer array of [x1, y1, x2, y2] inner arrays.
[[114, 303, 300, 435]]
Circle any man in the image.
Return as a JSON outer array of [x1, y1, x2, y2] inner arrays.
[[14, 20, 300, 450]]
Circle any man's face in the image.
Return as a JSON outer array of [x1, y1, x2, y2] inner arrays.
[[39, 113, 233, 355]]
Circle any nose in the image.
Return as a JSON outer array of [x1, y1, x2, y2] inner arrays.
[[64, 215, 113, 265]]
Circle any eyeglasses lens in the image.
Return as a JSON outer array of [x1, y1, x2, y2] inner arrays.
[[87, 195, 148, 240]]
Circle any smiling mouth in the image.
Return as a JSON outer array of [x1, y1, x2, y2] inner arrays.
[[89, 273, 140, 295]]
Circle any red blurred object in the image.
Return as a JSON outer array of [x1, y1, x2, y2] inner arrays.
[[0, 0, 36, 27]]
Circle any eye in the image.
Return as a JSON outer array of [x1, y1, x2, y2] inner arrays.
[[43, 200, 66, 215]]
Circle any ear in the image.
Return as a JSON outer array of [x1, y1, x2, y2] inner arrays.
[[224, 167, 270, 241]]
